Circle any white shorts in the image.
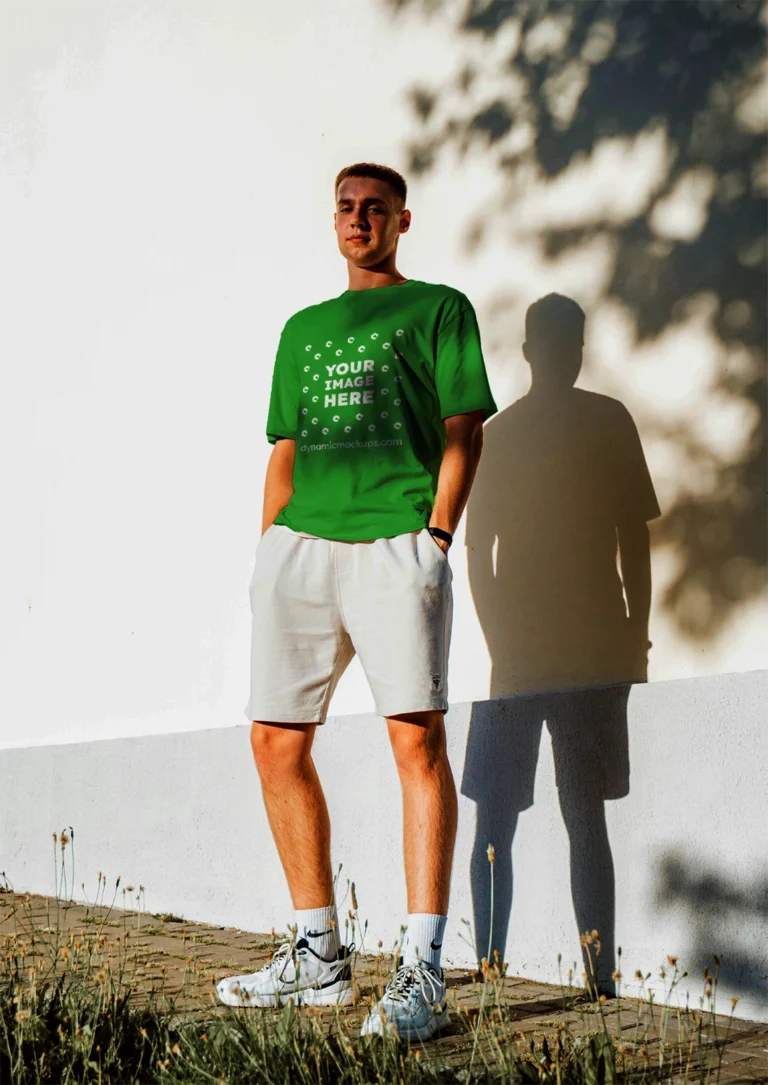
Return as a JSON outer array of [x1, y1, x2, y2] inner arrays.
[[245, 524, 453, 723]]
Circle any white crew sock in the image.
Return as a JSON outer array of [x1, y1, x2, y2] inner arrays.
[[294, 905, 339, 960], [402, 913, 447, 972]]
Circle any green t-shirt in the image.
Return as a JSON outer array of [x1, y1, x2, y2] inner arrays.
[[266, 279, 498, 541]]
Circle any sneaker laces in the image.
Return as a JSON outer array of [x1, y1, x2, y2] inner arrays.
[[261, 938, 352, 974], [385, 962, 442, 1005], [246, 938, 352, 983], [257, 941, 294, 977]]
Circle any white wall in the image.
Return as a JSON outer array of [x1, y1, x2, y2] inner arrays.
[[2, 1, 766, 749], [2, 671, 766, 1021]]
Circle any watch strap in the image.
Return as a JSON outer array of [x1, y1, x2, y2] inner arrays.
[[428, 526, 453, 548]]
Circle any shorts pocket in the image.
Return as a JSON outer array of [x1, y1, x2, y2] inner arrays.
[[424, 529, 449, 560], [415, 528, 450, 573], [250, 524, 281, 585]]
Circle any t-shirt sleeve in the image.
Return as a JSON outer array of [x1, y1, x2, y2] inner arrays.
[[435, 303, 498, 422], [265, 320, 300, 444], [613, 405, 661, 523]]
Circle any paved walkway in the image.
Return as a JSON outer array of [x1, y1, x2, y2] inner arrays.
[[2, 892, 767, 1082]]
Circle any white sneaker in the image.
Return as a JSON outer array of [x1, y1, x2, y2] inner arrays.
[[216, 938, 355, 1008], [360, 961, 449, 1041]]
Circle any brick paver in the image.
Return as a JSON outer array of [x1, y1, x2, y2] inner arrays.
[[3, 892, 767, 1082]]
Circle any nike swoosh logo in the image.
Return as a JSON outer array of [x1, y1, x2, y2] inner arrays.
[[278, 967, 347, 994]]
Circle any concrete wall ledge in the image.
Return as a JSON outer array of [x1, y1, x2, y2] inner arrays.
[[2, 669, 766, 1021]]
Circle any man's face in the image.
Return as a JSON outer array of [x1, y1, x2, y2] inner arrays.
[[334, 176, 410, 267]]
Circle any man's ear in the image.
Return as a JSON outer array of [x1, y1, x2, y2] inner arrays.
[[399, 208, 411, 234]]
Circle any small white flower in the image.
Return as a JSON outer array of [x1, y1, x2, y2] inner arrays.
[[302, 430, 308, 437], [394, 422, 402, 429], [394, 375, 401, 382], [304, 365, 310, 372], [322, 428, 329, 435], [381, 411, 388, 418], [347, 336, 355, 343], [358, 345, 365, 352], [303, 386, 309, 393], [368, 424, 376, 431], [336, 349, 343, 356], [382, 365, 389, 372], [315, 353, 321, 359], [313, 396, 318, 402], [381, 388, 389, 395], [302, 408, 308, 414], [305, 345, 312, 351], [313, 374, 319, 380], [326, 340, 332, 347], [312, 417, 319, 424], [394, 398, 401, 405], [345, 425, 351, 433], [371, 332, 379, 340], [396, 329, 404, 336], [333, 415, 340, 422], [383, 342, 391, 349], [356, 413, 364, 421]]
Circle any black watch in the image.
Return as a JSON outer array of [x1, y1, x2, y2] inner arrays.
[[428, 526, 453, 548]]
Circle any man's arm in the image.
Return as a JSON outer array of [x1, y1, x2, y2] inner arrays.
[[429, 410, 486, 551], [261, 438, 296, 535], [617, 518, 652, 677]]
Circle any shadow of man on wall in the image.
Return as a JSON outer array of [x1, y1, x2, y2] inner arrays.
[[462, 294, 661, 993]]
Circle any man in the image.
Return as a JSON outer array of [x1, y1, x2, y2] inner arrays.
[[216, 163, 497, 1040]]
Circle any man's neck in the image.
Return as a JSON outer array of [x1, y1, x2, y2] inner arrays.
[[346, 262, 409, 291]]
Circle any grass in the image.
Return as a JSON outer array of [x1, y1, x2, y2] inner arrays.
[[0, 834, 749, 1084], [0, 951, 626, 1085]]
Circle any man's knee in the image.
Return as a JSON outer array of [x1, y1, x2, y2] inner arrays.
[[250, 721, 314, 781], [388, 711, 448, 777]]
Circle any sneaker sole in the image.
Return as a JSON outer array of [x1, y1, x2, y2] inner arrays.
[[299, 982, 355, 1008], [217, 979, 354, 1009], [360, 1008, 450, 1041]]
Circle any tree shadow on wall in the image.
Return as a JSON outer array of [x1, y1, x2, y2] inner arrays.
[[460, 293, 660, 990], [656, 852, 768, 1005], [387, 0, 767, 645]]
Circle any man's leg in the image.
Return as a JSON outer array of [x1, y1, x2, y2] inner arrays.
[[250, 720, 333, 910], [348, 530, 456, 1038], [216, 719, 353, 1008], [389, 707, 458, 977], [386, 709, 458, 917], [360, 709, 456, 1039]]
